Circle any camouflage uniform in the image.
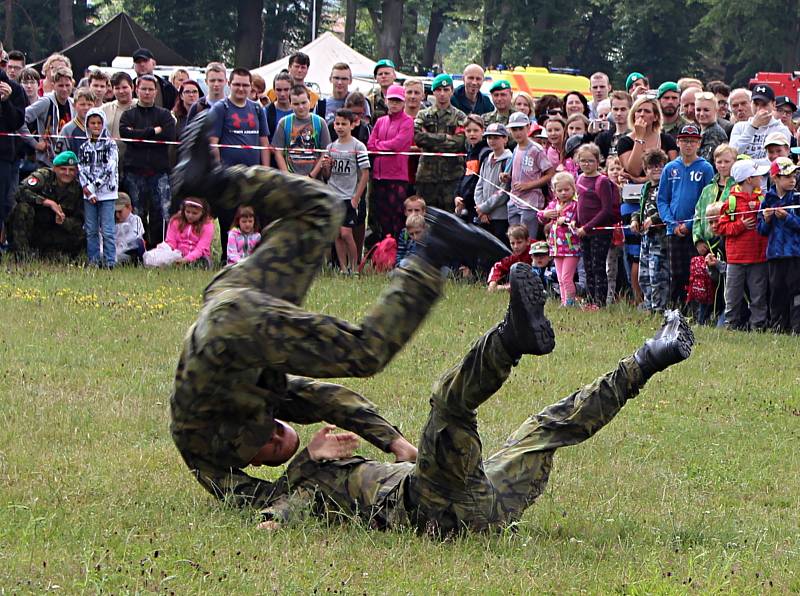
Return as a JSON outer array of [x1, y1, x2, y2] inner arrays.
[[170, 165, 444, 508], [414, 105, 467, 211], [368, 90, 389, 124], [261, 326, 646, 534], [482, 109, 516, 149], [9, 167, 85, 255]]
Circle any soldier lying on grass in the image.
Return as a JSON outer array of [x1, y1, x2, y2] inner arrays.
[[253, 266, 694, 537]]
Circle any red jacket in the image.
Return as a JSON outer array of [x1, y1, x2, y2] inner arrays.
[[488, 243, 533, 283], [714, 187, 767, 264]]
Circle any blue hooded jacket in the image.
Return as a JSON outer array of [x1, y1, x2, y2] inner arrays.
[[656, 156, 714, 235], [757, 188, 800, 259]]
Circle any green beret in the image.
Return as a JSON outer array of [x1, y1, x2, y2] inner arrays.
[[431, 74, 453, 91], [625, 72, 646, 91], [657, 81, 679, 99], [374, 59, 396, 74], [53, 151, 78, 167], [489, 80, 511, 93]]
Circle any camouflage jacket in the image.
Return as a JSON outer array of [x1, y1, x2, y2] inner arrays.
[[413, 104, 467, 183], [17, 167, 84, 233], [368, 90, 389, 123], [482, 109, 515, 127]]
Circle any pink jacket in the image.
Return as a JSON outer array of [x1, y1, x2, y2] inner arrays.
[[165, 218, 214, 262], [367, 111, 414, 181]]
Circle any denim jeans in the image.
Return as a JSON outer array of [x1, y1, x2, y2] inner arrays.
[[84, 200, 116, 266], [124, 171, 171, 246]]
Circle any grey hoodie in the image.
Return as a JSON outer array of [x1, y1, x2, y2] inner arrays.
[[729, 117, 791, 160], [24, 91, 75, 166], [77, 108, 118, 202], [474, 148, 512, 220]]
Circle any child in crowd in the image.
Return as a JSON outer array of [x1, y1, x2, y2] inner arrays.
[[714, 159, 770, 331], [530, 240, 559, 297], [165, 197, 215, 267], [226, 205, 262, 265], [473, 123, 512, 243], [395, 213, 425, 267], [604, 154, 626, 303], [318, 108, 370, 274], [61, 88, 95, 157], [488, 225, 532, 291], [538, 171, 580, 305], [631, 149, 670, 313], [501, 112, 555, 239], [273, 85, 331, 176], [114, 193, 145, 264], [615, 152, 643, 304], [575, 142, 619, 309], [395, 196, 426, 264], [757, 157, 800, 333], [78, 107, 118, 267]]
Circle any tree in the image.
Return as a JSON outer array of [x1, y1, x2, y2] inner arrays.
[[367, 0, 404, 63], [234, 0, 264, 68], [59, 0, 75, 46]]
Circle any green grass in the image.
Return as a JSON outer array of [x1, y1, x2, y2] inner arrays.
[[1, 263, 798, 593]]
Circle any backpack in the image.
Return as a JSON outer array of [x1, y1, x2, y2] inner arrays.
[[686, 255, 714, 305], [358, 234, 397, 274]]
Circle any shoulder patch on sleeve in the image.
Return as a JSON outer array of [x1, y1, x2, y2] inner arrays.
[[27, 176, 38, 186]]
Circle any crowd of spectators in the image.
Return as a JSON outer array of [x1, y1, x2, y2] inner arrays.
[[0, 41, 798, 333]]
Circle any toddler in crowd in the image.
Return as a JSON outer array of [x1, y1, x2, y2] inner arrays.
[[530, 240, 559, 297], [395, 213, 425, 267], [395, 195, 426, 263], [757, 157, 800, 333], [537, 171, 580, 305], [165, 198, 215, 267], [114, 193, 144, 264], [631, 148, 670, 313], [714, 159, 769, 331], [604, 154, 626, 303], [488, 224, 532, 291], [78, 107, 118, 267], [226, 205, 261, 265]]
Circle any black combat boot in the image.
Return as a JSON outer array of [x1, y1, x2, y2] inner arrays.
[[416, 207, 510, 268], [171, 111, 229, 203], [634, 310, 694, 379], [498, 262, 556, 358]]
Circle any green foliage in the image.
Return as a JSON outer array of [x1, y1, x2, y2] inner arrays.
[[0, 264, 798, 591]]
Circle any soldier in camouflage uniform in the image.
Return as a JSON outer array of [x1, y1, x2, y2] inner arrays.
[[413, 74, 467, 211], [367, 59, 396, 124], [257, 265, 694, 536], [168, 113, 510, 508], [483, 81, 517, 150], [8, 151, 85, 256]]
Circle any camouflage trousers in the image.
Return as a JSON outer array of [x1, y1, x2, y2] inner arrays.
[[407, 327, 645, 534], [639, 232, 671, 313], [171, 165, 444, 507], [415, 180, 460, 212], [8, 203, 84, 256]]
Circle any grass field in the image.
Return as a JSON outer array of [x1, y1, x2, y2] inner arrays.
[[1, 263, 798, 593]]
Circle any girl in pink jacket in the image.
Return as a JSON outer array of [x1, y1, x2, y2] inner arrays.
[[537, 172, 581, 305], [367, 84, 414, 239], [166, 198, 215, 267]]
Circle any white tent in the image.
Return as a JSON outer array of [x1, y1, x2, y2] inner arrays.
[[253, 32, 406, 96]]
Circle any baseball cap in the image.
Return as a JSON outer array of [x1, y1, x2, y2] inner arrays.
[[731, 159, 770, 183], [775, 95, 798, 113], [373, 59, 396, 75], [506, 112, 530, 128], [430, 73, 453, 91], [115, 193, 132, 211], [677, 124, 702, 139], [764, 132, 789, 147], [53, 151, 78, 167], [386, 84, 405, 100], [132, 48, 155, 62], [483, 122, 508, 137], [770, 156, 799, 177], [530, 241, 549, 255], [625, 72, 646, 91], [750, 83, 775, 103], [657, 81, 679, 99], [564, 134, 584, 158], [489, 80, 511, 93]]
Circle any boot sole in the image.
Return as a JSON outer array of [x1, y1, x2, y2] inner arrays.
[[510, 263, 555, 355]]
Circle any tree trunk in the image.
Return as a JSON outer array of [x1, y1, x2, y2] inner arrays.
[[235, 0, 264, 69], [369, 0, 404, 64], [344, 0, 357, 44], [58, 0, 75, 46], [422, 2, 447, 70], [4, 0, 13, 49], [402, 1, 419, 72], [262, 0, 287, 62], [481, 0, 509, 67]]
